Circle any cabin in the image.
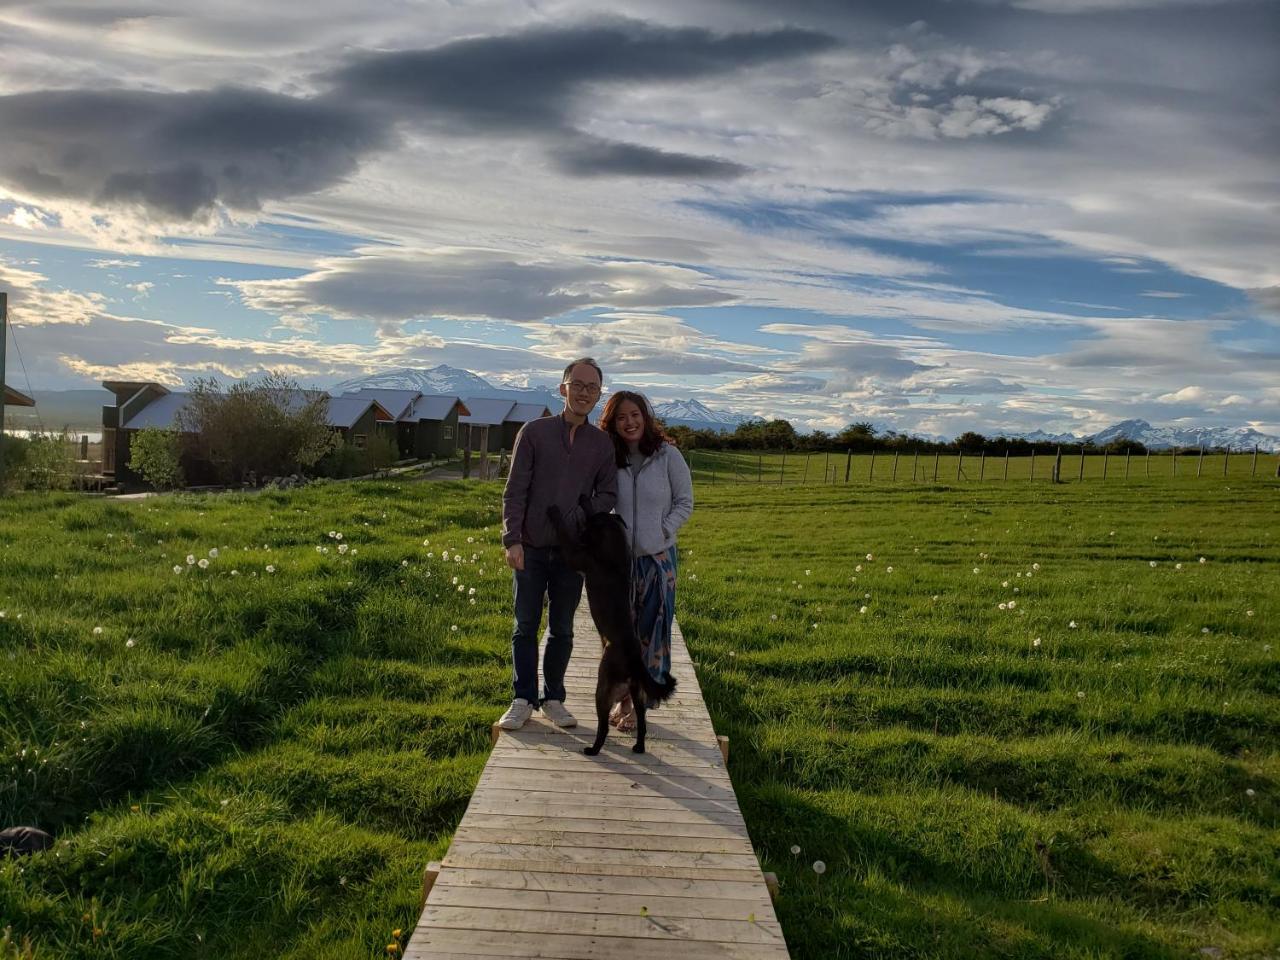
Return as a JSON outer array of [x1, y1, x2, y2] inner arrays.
[[503, 401, 553, 449], [3, 385, 35, 408], [342, 389, 469, 460]]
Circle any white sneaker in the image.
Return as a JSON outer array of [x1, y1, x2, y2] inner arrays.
[[540, 699, 577, 728], [497, 698, 534, 730]]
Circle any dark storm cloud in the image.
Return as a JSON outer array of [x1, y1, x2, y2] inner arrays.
[[0, 19, 836, 219], [329, 20, 838, 132], [0, 87, 388, 219], [552, 135, 747, 179]]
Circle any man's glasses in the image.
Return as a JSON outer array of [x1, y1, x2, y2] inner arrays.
[[564, 381, 601, 396]]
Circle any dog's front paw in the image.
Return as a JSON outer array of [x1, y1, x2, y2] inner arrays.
[[583, 745, 600, 756], [631, 742, 645, 754]]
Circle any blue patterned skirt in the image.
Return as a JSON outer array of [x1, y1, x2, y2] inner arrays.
[[632, 546, 677, 682]]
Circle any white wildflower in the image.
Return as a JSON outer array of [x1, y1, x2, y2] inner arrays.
[[812, 861, 826, 875], [1032, 563, 1040, 571], [1069, 620, 1077, 629], [173, 565, 183, 575], [198, 558, 209, 569], [266, 565, 275, 573], [1149, 561, 1157, 568], [1032, 638, 1041, 648], [450, 624, 458, 632], [790, 845, 801, 855], [93, 626, 103, 635], [886, 566, 893, 573], [186, 555, 196, 565], [1076, 691, 1085, 699], [859, 606, 868, 614], [1199, 557, 1207, 564], [1007, 600, 1016, 610], [125, 638, 136, 649], [208, 548, 219, 558]]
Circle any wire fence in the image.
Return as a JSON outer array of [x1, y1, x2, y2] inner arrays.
[[685, 447, 1280, 485]]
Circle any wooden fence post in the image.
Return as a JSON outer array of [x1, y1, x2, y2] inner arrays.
[[933, 451, 940, 482], [757, 454, 763, 483], [780, 450, 786, 484], [462, 445, 472, 480], [1030, 450, 1035, 482], [1173, 450, 1177, 476], [1052, 447, 1061, 484], [1223, 448, 1229, 477], [845, 449, 852, 483], [710, 453, 716, 486], [1078, 449, 1085, 481], [1145, 450, 1150, 477], [869, 450, 876, 481], [892, 450, 899, 482], [956, 450, 964, 481], [1102, 450, 1108, 480], [802, 453, 810, 485], [824, 452, 830, 484], [979, 450, 985, 481], [1251, 445, 1258, 477], [912, 449, 919, 482], [1197, 446, 1204, 478], [1003, 449, 1009, 481], [1125, 447, 1130, 479]]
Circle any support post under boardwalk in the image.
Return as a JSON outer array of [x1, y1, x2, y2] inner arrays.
[[407, 608, 791, 959]]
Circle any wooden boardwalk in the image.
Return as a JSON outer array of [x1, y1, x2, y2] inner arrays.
[[406, 607, 790, 959]]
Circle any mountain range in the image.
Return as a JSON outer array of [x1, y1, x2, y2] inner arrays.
[[7, 368, 1278, 450]]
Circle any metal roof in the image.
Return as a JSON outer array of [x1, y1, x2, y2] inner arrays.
[[505, 402, 552, 424], [459, 397, 516, 427], [3, 385, 35, 407], [408, 394, 469, 421], [325, 396, 393, 430], [341, 388, 420, 420], [121, 392, 191, 430]]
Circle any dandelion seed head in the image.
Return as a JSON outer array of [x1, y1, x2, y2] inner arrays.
[[770, 614, 778, 621], [186, 555, 196, 565], [266, 564, 275, 573], [450, 624, 458, 632], [208, 548, 218, 558], [1199, 557, 1207, 564], [999, 603, 1008, 610], [1069, 620, 1077, 628], [1032, 638, 1042, 648], [812, 860, 826, 875], [1246, 788, 1256, 797], [92, 626, 103, 635], [859, 605, 868, 614], [1032, 563, 1040, 571], [1077, 690, 1086, 699], [790, 845, 801, 855], [173, 565, 183, 575], [1149, 561, 1157, 568]]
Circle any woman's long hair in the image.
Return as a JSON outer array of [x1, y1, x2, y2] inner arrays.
[[598, 390, 676, 468]]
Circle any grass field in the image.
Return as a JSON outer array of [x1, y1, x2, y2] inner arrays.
[[2, 471, 1277, 958]]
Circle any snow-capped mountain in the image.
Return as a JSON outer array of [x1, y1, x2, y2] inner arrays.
[[652, 398, 751, 433], [333, 365, 493, 397], [1088, 419, 1280, 452], [1000, 419, 1280, 451]]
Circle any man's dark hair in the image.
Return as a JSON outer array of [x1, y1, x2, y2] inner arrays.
[[562, 357, 603, 385]]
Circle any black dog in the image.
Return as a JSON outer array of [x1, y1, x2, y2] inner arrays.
[[548, 498, 677, 755]]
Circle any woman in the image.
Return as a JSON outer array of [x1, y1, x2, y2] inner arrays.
[[598, 390, 694, 732]]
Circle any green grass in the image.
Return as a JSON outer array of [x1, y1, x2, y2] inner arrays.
[[678, 475, 1279, 958], [2, 472, 1277, 958]]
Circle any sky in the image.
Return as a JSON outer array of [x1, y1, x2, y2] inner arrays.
[[0, 0, 1277, 438]]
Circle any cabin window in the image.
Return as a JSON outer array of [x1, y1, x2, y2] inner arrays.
[[442, 425, 453, 440], [353, 434, 367, 449]]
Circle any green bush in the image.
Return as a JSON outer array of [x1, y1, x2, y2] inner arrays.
[[128, 428, 184, 490]]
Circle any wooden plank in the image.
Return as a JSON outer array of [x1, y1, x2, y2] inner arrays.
[[453, 825, 756, 856], [426, 885, 774, 922], [462, 810, 747, 835], [432, 867, 770, 902], [445, 840, 762, 872], [442, 853, 763, 883], [419, 905, 785, 945], [484, 756, 733, 781], [466, 788, 745, 817], [408, 929, 789, 960]]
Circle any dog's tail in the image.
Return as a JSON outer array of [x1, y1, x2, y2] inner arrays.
[[635, 658, 678, 706]]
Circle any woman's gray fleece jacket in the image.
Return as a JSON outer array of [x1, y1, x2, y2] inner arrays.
[[616, 443, 694, 557]]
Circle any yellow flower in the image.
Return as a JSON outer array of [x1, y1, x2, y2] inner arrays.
[[386, 945, 401, 956], [392, 929, 402, 938]]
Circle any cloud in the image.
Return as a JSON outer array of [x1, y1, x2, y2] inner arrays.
[[551, 135, 746, 179], [0, 86, 388, 221], [1140, 290, 1188, 298], [0, 257, 105, 325], [227, 248, 733, 330], [87, 258, 142, 269], [329, 20, 837, 132]]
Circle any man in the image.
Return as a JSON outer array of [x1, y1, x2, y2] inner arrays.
[[497, 357, 618, 730]]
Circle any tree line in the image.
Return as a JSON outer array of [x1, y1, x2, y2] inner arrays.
[[661, 418, 1240, 456]]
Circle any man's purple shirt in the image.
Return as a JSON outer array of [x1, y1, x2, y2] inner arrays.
[[502, 412, 618, 548]]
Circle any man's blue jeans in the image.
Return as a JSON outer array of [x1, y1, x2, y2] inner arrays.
[[511, 545, 584, 705]]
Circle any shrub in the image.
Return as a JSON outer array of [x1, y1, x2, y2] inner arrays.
[[129, 428, 185, 490], [177, 373, 339, 484]]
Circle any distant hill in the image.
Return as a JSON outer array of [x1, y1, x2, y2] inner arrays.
[[3, 389, 111, 430]]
